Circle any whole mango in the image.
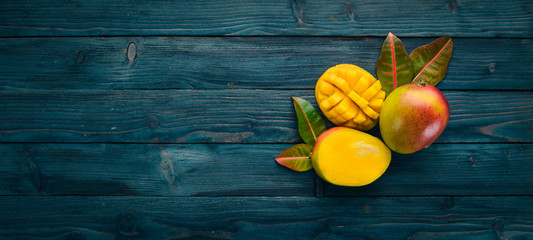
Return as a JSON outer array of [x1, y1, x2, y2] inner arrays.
[[379, 83, 449, 154], [312, 127, 391, 187]]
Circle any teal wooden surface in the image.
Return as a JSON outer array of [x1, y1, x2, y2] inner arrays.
[[0, 143, 530, 197], [0, 196, 531, 239], [1, 0, 532, 239], [0, 90, 531, 143], [0, 37, 531, 90], [0, 0, 531, 37], [0, 144, 315, 196]]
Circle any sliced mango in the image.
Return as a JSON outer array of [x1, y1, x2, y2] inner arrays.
[[315, 64, 386, 131]]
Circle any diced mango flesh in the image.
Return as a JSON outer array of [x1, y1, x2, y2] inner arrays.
[[315, 64, 385, 131]]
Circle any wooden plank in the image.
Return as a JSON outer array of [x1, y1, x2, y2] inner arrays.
[[0, 196, 531, 239], [0, 90, 531, 143], [1, 143, 531, 196], [0, 37, 532, 90], [0, 0, 531, 37], [0, 143, 314, 196], [442, 91, 533, 143], [324, 143, 533, 196]]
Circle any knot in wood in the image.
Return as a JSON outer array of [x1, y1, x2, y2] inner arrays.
[[292, 0, 305, 24], [127, 41, 137, 64], [449, 0, 458, 13], [117, 211, 139, 236], [488, 64, 496, 73], [492, 218, 505, 236], [29, 159, 43, 193], [145, 115, 160, 129], [76, 50, 85, 65], [345, 2, 355, 21]]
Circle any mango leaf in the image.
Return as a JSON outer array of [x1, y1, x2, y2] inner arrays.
[[410, 37, 454, 86], [376, 32, 414, 95], [275, 144, 314, 172], [292, 96, 327, 146]]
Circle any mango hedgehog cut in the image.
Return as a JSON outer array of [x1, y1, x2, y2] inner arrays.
[[315, 64, 385, 131]]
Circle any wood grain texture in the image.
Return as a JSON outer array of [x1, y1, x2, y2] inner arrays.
[[1, 143, 531, 197], [0, 196, 531, 239], [325, 143, 533, 196], [0, 37, 532, 90], [0, 143, 314, 196], [0, 90, 531, 143], [443, 91, 533, 143], [0, 0, 531, 37], [1, 0, 532, 237]]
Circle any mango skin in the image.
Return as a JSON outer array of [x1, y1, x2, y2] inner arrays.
[[379, 83, 450, 154], [312, 127, 391, 187]]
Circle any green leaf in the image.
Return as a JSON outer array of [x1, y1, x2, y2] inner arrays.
[[292, 96, 327, 145], [410, 37, 454, 86], [376, 32, 414, 95], [275, 144, 314, 172]]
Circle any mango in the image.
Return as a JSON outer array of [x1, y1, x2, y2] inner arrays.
[[315, 64, 386, 131], [379, 83, 450, 154], [312, 127, 391, 187]]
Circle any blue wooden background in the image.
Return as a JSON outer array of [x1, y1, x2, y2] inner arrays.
[[1, 0, 532, 239]]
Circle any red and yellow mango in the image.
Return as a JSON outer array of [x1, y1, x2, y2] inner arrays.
[[379, 83, 449, 154]]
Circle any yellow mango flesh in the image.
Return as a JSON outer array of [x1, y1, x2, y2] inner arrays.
[[312, 127, 391, 187], [315, 64, 385, 131]]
